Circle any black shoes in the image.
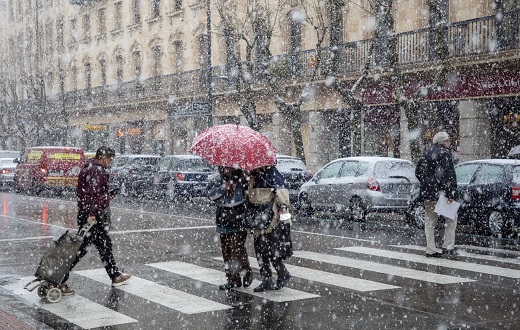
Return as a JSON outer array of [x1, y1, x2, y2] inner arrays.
[[243, 271, 253, 288], [275, 274, 291, 290], [219, 281, 241, 291], [442, 248, 458, 256], [425, 252, 443, 258], [253, 279, 275, 292]]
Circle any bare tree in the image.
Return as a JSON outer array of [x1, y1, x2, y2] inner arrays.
[[268, 0, 335, 160], [214, 0, 288, 131]]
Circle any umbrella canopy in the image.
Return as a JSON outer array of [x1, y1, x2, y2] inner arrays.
[[190, 124, 277, 171]]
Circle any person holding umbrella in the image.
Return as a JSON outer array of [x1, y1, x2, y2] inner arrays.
[[208, 166, 253, 291], [246, 166, 293, 292]]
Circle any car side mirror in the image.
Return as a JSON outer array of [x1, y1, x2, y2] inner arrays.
[[13, 158, 20, 164], [312, 175, 319, 183]]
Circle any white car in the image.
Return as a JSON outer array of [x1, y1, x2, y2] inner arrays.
[[0, 158, 17, 187], [298, 157, 418, 221]]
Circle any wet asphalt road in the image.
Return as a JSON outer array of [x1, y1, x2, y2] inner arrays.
[[2, 190, 520, 330]]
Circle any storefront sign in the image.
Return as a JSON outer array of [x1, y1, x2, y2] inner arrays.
[[362, 70, 520, 105], [128, 127, 142, 135], [85, 124, 107, 131]]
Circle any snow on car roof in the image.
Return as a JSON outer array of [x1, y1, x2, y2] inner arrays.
[[458, 159, 520, 165]]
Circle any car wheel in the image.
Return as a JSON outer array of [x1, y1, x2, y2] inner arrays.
[[350, 197, 367, 222], [487, 210, 513, 237], [407, 202, 426, 229], [298, 193, 314, 216]]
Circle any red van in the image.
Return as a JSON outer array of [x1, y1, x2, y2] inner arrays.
[[14, 147, 85, 194]]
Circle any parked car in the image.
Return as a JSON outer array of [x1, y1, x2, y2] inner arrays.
[[13, 147, 85, 194], [146, 155, 216, 200], [298, 157, 418, 221], [109, 154, 161, 196], [0, 150, 20, 159], [507, 145, 520, 159], [407, 159, 520, 236], [0, 158, 17, 188], [275, 155, 312, 204]]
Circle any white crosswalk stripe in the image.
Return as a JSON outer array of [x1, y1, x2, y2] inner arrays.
[[390, 244, 520, 266], [244, 256, 400, 291], [148, 261, 320, 302], [75, 269, 231, 314], [292, 251, 474, 284], [337, 246, 520, 278], [2, 277, 137, 329]]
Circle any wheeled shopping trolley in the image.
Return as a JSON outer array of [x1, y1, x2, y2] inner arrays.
[[24, 223, 94, 303]]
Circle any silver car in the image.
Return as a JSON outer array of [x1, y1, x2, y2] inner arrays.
[[298, 157, 418, 221], [0, 158, 16, 188]]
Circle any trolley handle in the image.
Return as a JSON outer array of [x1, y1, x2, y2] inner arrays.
[[77, 222, 96, 238]]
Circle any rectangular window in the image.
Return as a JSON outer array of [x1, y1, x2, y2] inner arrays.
[[100, 59, 107, 86], [57, 20, 64, 49], [46, 22, 53, 53], [133, 0, 141, 24], [83, 14, 91, 40], [173, 0, 182, 11], [98, 8, 106, 34], [152, 0, 160, 18], [114, 2, 123, 30], [70, 18, 77, 42], [116, 55, 124, 84]]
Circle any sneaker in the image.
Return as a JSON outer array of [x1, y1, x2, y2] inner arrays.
[[442, 248, 457, 255], [425, 252, 443, 258], [242, 271, 253, 288], [57, 283, 75, 296], [253, 279, 275, 292], [275, 274, 291, 290], [112, 273, 132, 287]]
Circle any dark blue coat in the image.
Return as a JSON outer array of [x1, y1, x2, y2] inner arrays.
[[415, 144, 457, 201]]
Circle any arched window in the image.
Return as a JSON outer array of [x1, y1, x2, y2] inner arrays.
[[71, 66, 78, 91], [133, 51, 141, 81], [115, 54, 124, 84], [99, 58, 107, 86], [172, 40, 183, 72], [85, 62, 92, 92], [152, 46, 162, 77]]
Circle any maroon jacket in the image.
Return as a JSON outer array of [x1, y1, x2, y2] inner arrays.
[[76, 158, 110, 217]]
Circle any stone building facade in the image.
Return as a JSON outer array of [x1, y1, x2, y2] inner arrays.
[[1, 0, 519, 171]]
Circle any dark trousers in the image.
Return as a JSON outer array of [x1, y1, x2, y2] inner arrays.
[[62, 211, 120, 283], [220, 231, 251, 284], [254, 232, 289, 281]]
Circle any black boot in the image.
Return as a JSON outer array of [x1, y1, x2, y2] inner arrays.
[[243, 271, 253, 288], [275, 273, 291, 290], [219, 278, 242, 291], [253, 278, 275, 292]]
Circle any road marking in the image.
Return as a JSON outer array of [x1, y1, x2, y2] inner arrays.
[[337, 246, 520, 279], [75, 269, 231, 314], [457, 244, 520, 257], [292, 251, 474, 284], [293, 230, 378, 243], [391, 244, 520, 265], [244, 257, 401, 291], [148, 261, 320, 302], [0, 226, 215, 242], [2, 277, 137, 329]]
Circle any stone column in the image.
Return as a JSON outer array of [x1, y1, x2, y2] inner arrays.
[[399, 105, 413, 161], [142, 121, 154, 154], [458, 100, 491, 162], [307, 110, 325, 173]]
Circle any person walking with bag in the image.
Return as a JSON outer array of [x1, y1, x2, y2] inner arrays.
[[58, 147, 131, 295], [208, 167, 253, 291], [415, 132, 458, 258], [246, 166, 293, 292]]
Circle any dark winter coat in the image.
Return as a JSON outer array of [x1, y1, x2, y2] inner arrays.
[[76, 158, 110, 217], [415, 144, 457, 201], [208, 169, 247, 233]]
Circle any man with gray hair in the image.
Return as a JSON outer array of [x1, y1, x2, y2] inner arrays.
[[415, 131, 458, 257]]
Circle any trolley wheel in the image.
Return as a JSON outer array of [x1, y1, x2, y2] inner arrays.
[[46, 287, 62, 303], [37, 285, 47, 298]]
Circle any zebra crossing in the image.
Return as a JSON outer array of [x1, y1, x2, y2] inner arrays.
[[3, 243, 520, 329]]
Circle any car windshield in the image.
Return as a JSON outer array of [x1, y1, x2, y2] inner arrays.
[[513, 166, 520, 184], [130, 157, 160, 167], [0, 158, 14, 166], [111, 157, 128, 168], [276, 159, 306, 171], [178, 159, 213, 171], [373, 161, 415, 179]]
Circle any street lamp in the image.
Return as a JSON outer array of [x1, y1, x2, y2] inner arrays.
[[206, 0, 213, 128]]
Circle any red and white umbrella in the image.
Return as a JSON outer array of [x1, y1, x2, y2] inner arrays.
[[190, 124, 277, 171]]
